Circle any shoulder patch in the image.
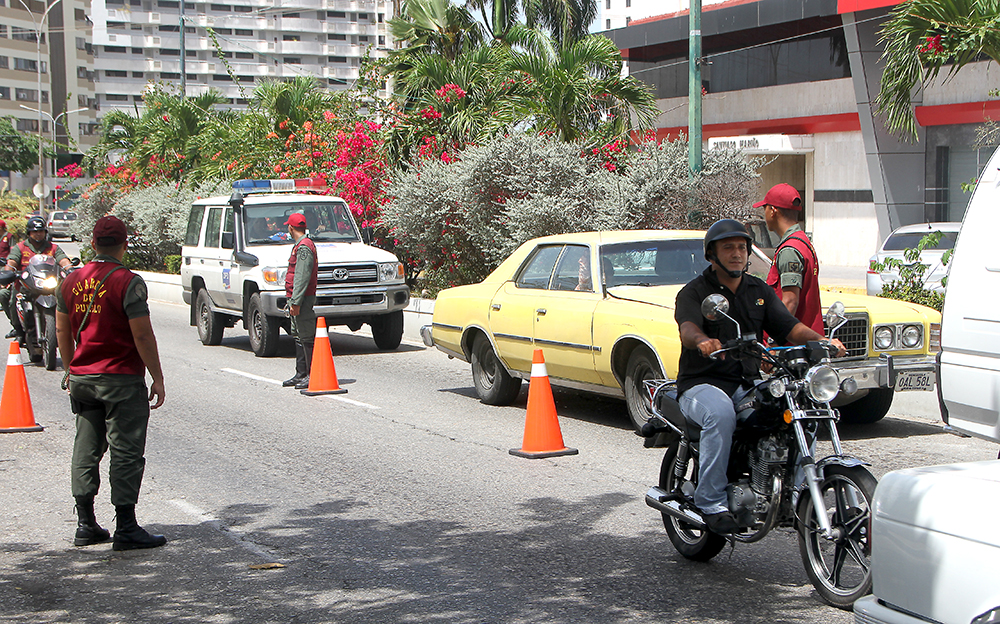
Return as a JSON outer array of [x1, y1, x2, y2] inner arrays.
[[756, 298, 764, 306], [134, 281, 147, 302]]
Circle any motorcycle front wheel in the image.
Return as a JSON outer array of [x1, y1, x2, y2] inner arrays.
[[659, 442, 726, 562], [797, 464, 876, 609], [40, 309, 57, 371]]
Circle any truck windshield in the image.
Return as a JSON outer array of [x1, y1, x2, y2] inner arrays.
[[244, 202, 360, 244]]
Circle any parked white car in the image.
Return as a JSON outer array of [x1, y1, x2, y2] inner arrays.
[[866, 222, 960, 296]]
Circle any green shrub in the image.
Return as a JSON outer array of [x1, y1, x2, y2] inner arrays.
[[0, 194, 40, 239], [164, 255, 182, 274], [870, 230, 950, 312]]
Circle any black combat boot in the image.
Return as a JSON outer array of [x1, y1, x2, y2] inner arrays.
[[112, 505, 167, 551], [73, 496, 111, 546], [294, 342, 313, 389], [283, 342, 308, 387]]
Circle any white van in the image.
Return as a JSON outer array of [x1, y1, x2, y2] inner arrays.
[[853, 149, 1000, 623], [181, 179, 410, 356]]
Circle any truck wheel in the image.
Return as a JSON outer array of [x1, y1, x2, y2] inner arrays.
[[196, 289, 224, 346], [371, 310, 403, 350], [247, 293, 281, 357], [837, 388, 893, 424]]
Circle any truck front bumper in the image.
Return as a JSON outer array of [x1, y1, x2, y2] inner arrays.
[[831, 354, 938, 391], [259, 285, 410, 318]]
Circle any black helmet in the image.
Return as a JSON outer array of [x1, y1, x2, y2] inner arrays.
[[26, 216, 47, 233], [703, 219, 752, 261]]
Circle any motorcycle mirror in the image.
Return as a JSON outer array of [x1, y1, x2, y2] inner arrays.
[[825, 301, 847, 331], [0, 269, 14, 287], [701, 294, 730, 321], [71, 257, 81, 266]]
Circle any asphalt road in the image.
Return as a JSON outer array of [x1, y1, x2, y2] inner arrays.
[[1, 300, 995, 623]]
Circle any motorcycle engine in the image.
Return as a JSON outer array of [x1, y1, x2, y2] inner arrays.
[[749, 434, 788, 495]]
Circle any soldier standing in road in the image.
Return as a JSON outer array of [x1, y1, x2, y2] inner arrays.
[[282, 213, 318, 390], [759, 183, 825, 336], [56, 215, 167, 551]]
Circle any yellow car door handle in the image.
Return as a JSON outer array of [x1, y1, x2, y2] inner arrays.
[[491, 303, 501, 311], [536, 308, 547, 315]]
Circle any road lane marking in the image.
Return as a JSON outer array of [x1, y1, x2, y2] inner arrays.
[[221, 367, 379, 409], [169, 499, 280, 561]]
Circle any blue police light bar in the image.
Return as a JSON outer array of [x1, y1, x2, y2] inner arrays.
[[232, 178, 329, 193]]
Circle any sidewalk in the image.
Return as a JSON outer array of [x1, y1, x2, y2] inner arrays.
[[819, 264, 867, 294]]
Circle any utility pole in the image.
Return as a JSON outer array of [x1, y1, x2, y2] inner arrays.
[[688, 0, 702, 176], [180, 0, 186, 96]]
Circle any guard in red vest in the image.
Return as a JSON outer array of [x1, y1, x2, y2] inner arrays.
[[758, 183, 825, 337], [56, 215, 167, 551], [282, 212, 318, 390]]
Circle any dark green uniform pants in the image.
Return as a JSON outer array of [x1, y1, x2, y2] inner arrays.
[[70, 378, 150, 506], [290, 295, 317, 378]]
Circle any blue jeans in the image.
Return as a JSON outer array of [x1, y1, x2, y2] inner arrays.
[[678, 383, 755, 515]]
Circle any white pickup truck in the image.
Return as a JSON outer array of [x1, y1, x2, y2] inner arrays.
[[181, 178, 409, 356]]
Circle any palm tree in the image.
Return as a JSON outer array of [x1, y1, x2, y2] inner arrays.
[[250, 76, 339, 134], [467, 0, 597, 48], [876, 0, 1000, 139], [508, 32, 658, 142]]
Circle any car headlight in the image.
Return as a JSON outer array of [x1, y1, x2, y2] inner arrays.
[[805, 365, 840, 403], [378, 262, 404, 282], [874, 326, 894, 350], [901, 324, 922, 349], [261, 267, 286, 285]]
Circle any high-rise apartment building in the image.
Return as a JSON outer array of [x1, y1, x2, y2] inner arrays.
[[89, 0, 392, 113], [1, 0, 98, 195]]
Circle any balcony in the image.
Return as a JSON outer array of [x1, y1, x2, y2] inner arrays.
[[276, 40, 324, 55]]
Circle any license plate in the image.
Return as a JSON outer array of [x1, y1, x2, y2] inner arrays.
[[335, 296, 361, 305], [895, 370, 934, 392]]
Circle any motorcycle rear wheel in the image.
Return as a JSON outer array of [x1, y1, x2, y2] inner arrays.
[[659, 442, 726, 561], [797, 464, 876, 609], [40, 309, 57, 371]]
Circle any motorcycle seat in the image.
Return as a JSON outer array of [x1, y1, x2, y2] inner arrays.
[[654, 389, 701, 442]]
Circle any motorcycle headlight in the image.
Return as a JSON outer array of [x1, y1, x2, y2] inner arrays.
[[874, 326, 894, 350], [261, 267, 286, 285], [901, 324, 922, 349], [40, 276, 58, 290], [805, 365, 840, 403], [378, 262, 404, 282]]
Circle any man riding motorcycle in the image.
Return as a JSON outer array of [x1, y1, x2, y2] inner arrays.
[[0, 217, 72, 339], [674, 219, 845, 534]]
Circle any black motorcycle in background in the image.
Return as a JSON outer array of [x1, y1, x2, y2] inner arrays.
[[0, 255, 76, 370], [642, 295, 876, 609]]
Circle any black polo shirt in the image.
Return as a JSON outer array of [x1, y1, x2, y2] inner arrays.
[[675, 267, 799, 396]]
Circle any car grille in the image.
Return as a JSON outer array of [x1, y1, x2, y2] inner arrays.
[[317, 263, 378, 288], [830, 312, 868, 358]]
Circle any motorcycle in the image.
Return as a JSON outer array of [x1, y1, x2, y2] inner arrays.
[[641, 295, 875, 609], [0, 254, 75, 371]]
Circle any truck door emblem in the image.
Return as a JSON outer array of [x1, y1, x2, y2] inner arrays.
[[332, 268, 350, 281], [222, 269, 231, 289]]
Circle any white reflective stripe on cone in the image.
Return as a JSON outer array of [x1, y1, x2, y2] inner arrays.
[[531, 362, 547, 378], [8, 353, 21, 367], [316, 326, 328, 338]]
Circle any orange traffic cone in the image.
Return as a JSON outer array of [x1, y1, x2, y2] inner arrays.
[[301, 317, 347, 396], [0, 342, 43, 433], [510, 349, 577, 459]]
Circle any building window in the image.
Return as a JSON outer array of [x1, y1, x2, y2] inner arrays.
[[77, 66, 88, 78], [161, 72, 180, 79], [106, 69, 128, 77], [284, 56, 301, 64], [186, 50, 197, 56], [235, 28, 253, 36], [358, 12, 368, 19], [606, 18, 610, 29], [378, 35, 384, 46], [359, 35, 369, 43], [79, 122, 100, 136], [161, 48, 180, 55], [329, 33, 346, 41], [213, 74, 233, 81], [185, 26, 195, 33], [328, 10, 345, 18], [238, 75, 254, 83], [329, 78, 347, 86], [159, 24, 180, 32], [104, 45, 127, 53], [328, 56, 346, 63], [213, 27, 232, 34], [377, 12, 383, 22], [0, 87, 9, 100], [233, 4, 251, 12], [210, 3, 229, 9], [17, 119, 39, 132], [106, 94, 129, 101], [16, 88, 37, 102], [235, 52, 253, 59], [12, 27, 42, 44], [606, 0, 610, 7], [132, 71, 144, 77], [282, 12, 299, 17], [625, 0, 630, 6], [76, 37, 87, 50], [132, 95, 143, 101], [0, 56, 7, 69], [131, 47, 142, 54], [75, 8, 87, 21], [108, 21, 127, 30], [158, 0, 179, 7], [0, 25, 6, 38], [187, 73, 196, 80], [282, 34, 299, 41]]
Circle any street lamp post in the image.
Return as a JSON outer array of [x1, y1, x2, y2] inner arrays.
[[19, 104, 86, 207], [17, 0, 67, 214]]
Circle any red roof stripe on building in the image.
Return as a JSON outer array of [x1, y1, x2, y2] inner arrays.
[[649, 112, 861, 142], [915, 100, 1000, 126], [837, 0, 901, 13]]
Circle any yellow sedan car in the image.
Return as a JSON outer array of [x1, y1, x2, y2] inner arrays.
[[421, 230, 940, 431]]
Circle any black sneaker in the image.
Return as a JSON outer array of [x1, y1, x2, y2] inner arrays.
[[294, 377, 310, 390], [703, 511, 739, 534], [5, 329, 22, 339], [282, 375, 304, 387]]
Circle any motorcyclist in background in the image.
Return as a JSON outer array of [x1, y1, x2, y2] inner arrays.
[[1, 217, 73, 339], [673, 219, 845, 534]]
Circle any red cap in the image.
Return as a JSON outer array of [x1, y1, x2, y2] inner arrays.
[[284, 213, 307, 229], [93, 215, 128, 246], [754, 183, 802, 210]]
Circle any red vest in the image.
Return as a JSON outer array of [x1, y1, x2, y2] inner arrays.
[[766, 230, 824, 337], [17, 240, 56, 269], [61, 261, 145, 376], [0, 233, 11, 259], [285, 236, 318, 298]]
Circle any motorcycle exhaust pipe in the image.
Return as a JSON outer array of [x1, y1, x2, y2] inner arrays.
[[644, 486, 706, 529]]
